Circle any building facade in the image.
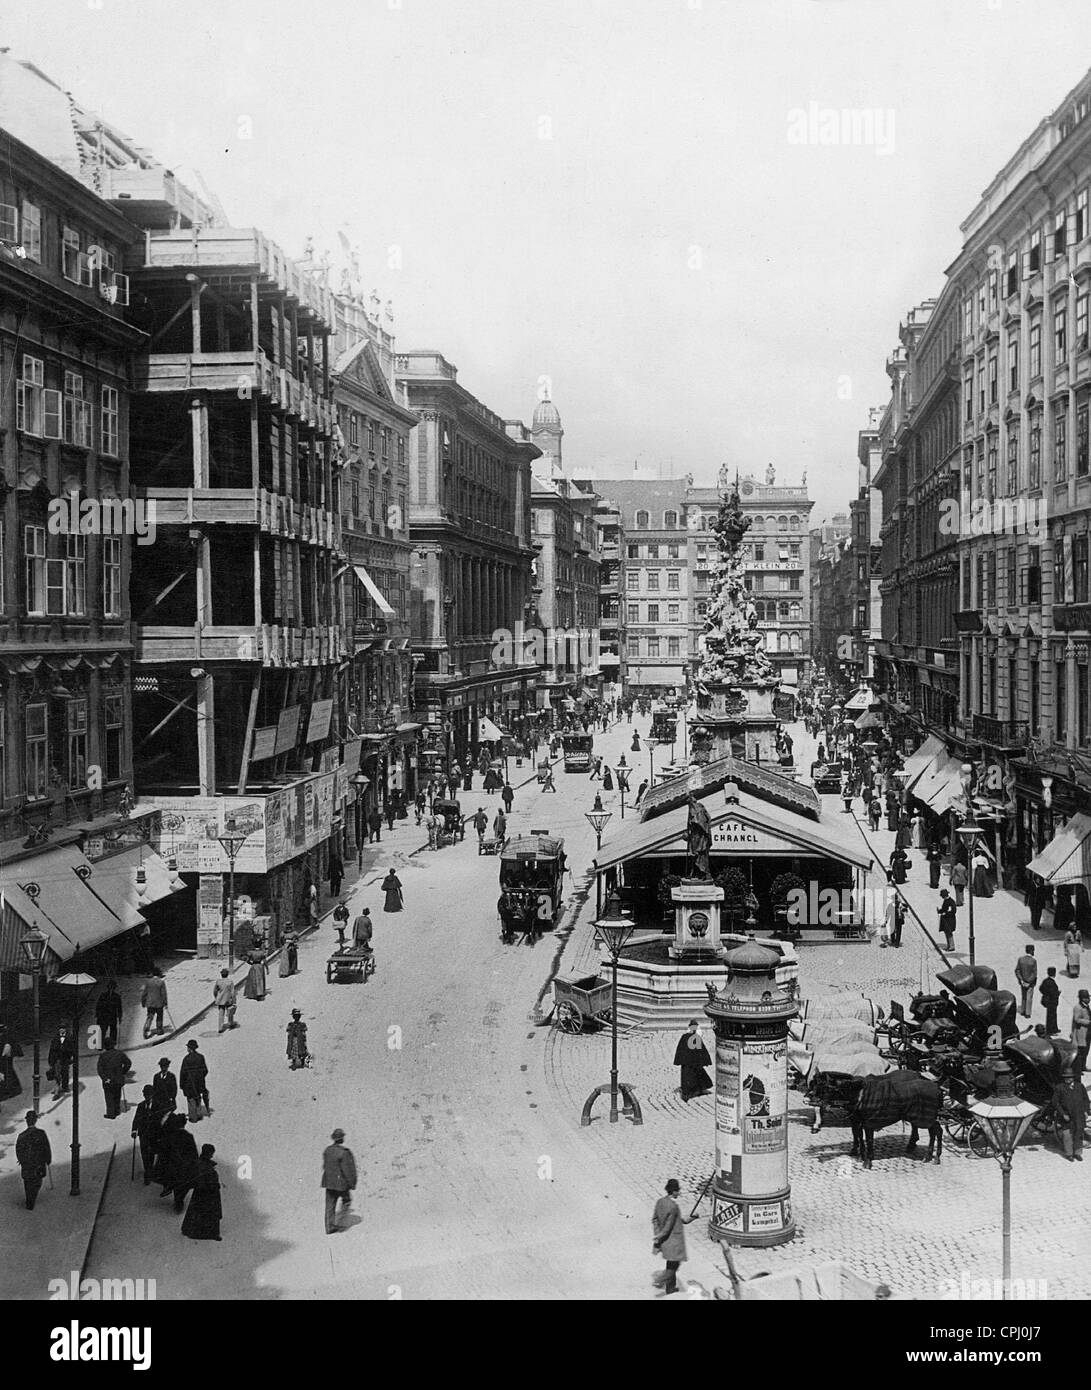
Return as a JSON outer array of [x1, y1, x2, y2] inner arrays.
[[593, 498, 627, 692], [397, 351, 540, 762]]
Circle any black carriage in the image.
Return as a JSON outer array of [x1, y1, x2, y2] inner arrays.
[[1005, 1035, 1090, 1148], [432, 798, 464, 845], [497, 832, 566, 941], [562, 733, 594, 772]]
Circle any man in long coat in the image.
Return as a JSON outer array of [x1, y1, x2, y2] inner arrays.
[[159, 1113, 199, 1212], [652, 1179, 694, 1296], [96, 1040, 132, 1118], [94, 983, 123, 1050], [180, 1040, 210, 1117], [673, 1020, 712, 1100], [15, 1111, 51, 1210], [322, 1127, 358, 1234]]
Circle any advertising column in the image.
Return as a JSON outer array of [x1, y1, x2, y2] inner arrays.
[[705, 939, 797, 1247]]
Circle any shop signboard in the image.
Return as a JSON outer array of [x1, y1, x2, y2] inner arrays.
[[306, 699, 334, 744], [197, 873, 224, 949], [275, 705, 302, 754], [251, 726, 278, 762]]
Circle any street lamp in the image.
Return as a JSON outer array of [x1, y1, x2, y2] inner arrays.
[[216, 818, 252, 970], [351, 772, 371, 870], [585, 809, 613, 915], [967, 1052, 1041, 1297], [580, 890, 644, 1127], [614, 765, 631, 820], [54, 955, 96, 1196], [20, 921, 48, 1115], [956, 816, 983, 966], [646, 735, 659, 791]]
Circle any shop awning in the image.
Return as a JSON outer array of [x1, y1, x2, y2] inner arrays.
[[478, 716, 504, 741], [593, 786, 874, 874], [911, 753, 965, 815], [854, 711, 882, 730], [352, 564, 395, 618], [0, 845, 132, 973], [843, 686, 879, 712], [901, 734, 946, 789], [1026, 812, 1091, 885], [84, 847, 178, 928]]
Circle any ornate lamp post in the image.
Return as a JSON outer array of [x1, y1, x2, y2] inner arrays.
[[580, 890, 644, 1127], [645, 735, 659, 791], [614, 765, 631, 820], [351, 772, 371, 869], [968, 1052, 1041, 1297], [956, 816, 983, 966], [20, 921, 48, 1115], [585, 809, 613, 915], [54, 955, 96, 1196], [216, 818, 252, 970]]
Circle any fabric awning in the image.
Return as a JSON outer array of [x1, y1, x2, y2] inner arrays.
[[352, 564, 395, 618], [843, 686, 878, 712], [854, 711, 882, 730], [901, 734, 946, 789], [478, 716, 504, 741], [0, 845, 132, 973], [85, 847, 178, 928], [1026, 812, 1091, 885], [911, 754, 965, 815]]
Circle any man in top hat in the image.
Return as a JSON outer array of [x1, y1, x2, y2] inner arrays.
[[15, 1111, 51, 1210]]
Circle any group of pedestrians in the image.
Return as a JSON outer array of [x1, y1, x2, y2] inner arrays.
[[128, 1049, 221, 1238]]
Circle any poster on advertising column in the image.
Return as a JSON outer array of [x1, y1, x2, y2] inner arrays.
[[715, 1038, 741, 1173], [741, 1039, 787, 1155]]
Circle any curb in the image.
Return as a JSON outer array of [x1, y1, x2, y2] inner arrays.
[[78, 1140, 117, 1290], [850, 809, 952, 967]]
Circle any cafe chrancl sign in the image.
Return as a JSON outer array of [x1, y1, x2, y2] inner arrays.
[[710, 819, 802, 855]]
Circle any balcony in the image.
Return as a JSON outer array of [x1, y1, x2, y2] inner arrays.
[[1053, 603, 1091, 632], [136, 622, 345, 666], [137, 488, 341, 550], [973, 714, 1030, 748]]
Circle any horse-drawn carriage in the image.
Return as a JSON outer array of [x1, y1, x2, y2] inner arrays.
[[562, 732, 594, 772], [497, 832, 567, 942], [432, 798, 464, 846]]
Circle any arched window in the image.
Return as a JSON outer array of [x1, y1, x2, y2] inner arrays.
[[789, 601, 802, 621], [753, 515, 764, 528], [778, 515, 788, 531], [789, 632, 802, 652], [635, 509, 649, 528], [789, 515, 800, 530], [699, 514, 708, 530], [779, 633, 791, 651], [779, 601, 790, 620], [664, 510, 677, 529]]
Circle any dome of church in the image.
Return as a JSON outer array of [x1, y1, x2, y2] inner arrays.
[[533, 396, 561, 428]]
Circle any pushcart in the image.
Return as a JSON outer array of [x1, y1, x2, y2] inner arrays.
[[552, 972, 612, 1033], [326, 945, 376, 984]]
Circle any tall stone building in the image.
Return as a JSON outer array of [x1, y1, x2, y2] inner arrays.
[[397, 352, 540, 762]]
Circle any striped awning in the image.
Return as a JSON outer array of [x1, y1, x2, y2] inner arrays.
[[1026, 812, 1091, 885]]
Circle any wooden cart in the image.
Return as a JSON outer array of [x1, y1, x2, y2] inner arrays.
[[326, 944, 376, 984], [553, 972, 612, 1033]]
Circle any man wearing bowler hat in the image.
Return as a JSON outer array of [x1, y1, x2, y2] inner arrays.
[[322, 1127, 357, 1234]]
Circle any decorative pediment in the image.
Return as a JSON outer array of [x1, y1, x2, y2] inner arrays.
[[333, 339, 398, 405]]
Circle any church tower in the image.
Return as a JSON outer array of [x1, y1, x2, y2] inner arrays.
[[532, 388, 564, 479]]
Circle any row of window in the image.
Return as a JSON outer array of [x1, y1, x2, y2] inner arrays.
[[627, 602, 683, 624], [343, 410, 405, 462], [965, 398, 1091, 497], [632, 636, 685, 658], [8, 694, 125, 801], [628, 510, 804, 532], [625, 569, 682, 592], [19, 527, 123, 618], [743, 543, 802, 563], [348, 477, 407, 529], [0, 201, 128, 304], [964, 300, 1091, 422], [626, 542, 682, 559], [15, 356, 120, 454]]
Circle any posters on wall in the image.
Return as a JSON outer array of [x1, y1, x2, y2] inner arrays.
[[306, 699, 334, 744], [251, 726, 278, 761], [197, 874, 224, 949], [275, 705, 302, 754], [741, 1039, 787, 1155]]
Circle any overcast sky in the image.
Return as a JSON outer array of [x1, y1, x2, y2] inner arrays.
[[6, 0, 1089, 521]]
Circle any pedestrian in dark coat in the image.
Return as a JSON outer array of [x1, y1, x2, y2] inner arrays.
[[179, 1040, 210, 1118], [328, 853, 344, 899], [652, 1179, 694, 1296], [885, 791, 899, 832], [151, 1057, 178, 1116], [950, 860, 968, 908], [889, 847, 909, 885], [131, 1086, 157, 1185], [928, 845, 942, 890], [287, 1010, 309, 1069], [473, 807, 488, 841], [159, 1113, 199, 1211], [1053, 1075, 1090, 1160], [602, 766, 614, 792], [501, 783, 514, 813], [322, 1128, 358, 1234], [631, 732, 641, 752], [353, 908, 373, 947], [15, 1111, 51, 1210], [367, 809, 382, 843], [937, 890, 957, 951], [385, 802, 396, 832], [381, 869, 403, 912], [47, 1028, 75, 1098], [97, 1041, 132, 1118], [868, 796, 882, 832], [1040, 968, 1061, 1035], [182, 1144, 223, 1239], [94, 984, 123, 1050], [1027, 873, 1045, 932], [673, 1020, 712, 1100]]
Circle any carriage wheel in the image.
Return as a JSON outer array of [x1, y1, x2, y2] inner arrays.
[[942, 1111, 970, 1146], [556, 1002, 583, 1034], [967, 1121, 992, 1158]]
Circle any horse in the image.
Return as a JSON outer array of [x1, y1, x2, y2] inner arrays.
[[848, 1069, 943, 1169]]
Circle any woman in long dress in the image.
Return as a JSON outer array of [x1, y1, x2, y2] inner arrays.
[[243, 953, 267, 1000], [182, 1144, 222, 1241], [0, 1027, 21, 1101], [971, 848, 995, 899], [382, 870, 404, 913], [278, 934, 298, 978], [1065, 927, 1082, 978], [286, 1010, 308, 1069], [911, 814, 926, 851]]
